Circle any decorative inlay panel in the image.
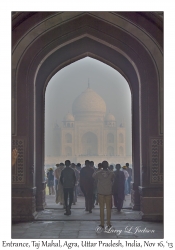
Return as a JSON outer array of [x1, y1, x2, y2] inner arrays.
[[12, 137, 26, 184], [150, 138, 163, 183]]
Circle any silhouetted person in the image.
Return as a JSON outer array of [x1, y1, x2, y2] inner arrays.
[[90, 161, 96, 170], [122, 166, 129, 195], [98, 163, 102, 170], [76, 163, 82, 196], [56, 163, 65, 206], [94, 163, 103, 205], [109, 165, 114, 208], [126, 163, 132, 194], [93, 161, 114, 229], [47, 168, 55, 195], [71, 163, 80, 205], [54, 163, 60, 196], [76, 163, 81, 171], [80, 160, 94, 213], [60, 160, 76, 215], [109, 165, 114, 171], [90, 161, 96, 207], [113, 164, 125, 212]]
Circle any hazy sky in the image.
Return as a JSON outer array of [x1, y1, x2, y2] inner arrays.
[[45, 57, 132, 156]]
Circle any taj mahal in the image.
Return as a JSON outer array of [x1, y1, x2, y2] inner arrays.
[[49, 85, 132, 166]]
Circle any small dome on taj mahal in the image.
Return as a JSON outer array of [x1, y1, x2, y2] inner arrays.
[[105, 112, 116, 121], [63, 112, 75, 121]]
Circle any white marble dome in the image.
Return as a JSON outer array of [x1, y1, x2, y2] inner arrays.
[[72, 87, 106, 117]]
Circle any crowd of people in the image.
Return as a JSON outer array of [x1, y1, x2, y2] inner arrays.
[[12, 148, 132, 228], [46, 160, 132, 229]]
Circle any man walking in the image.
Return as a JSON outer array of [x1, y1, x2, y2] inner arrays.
[[93, 161, 114, 229], [90, 161, 96, 208], [80, 160, 94, 213], [60, 160, 76, 215], [113, 164, 125, 212]]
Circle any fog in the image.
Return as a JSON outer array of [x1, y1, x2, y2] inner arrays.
[[45, 57, 132, 158]]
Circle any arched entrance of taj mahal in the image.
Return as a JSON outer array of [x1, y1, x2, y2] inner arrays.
[[82, 132, 98, 156], [12, 12, 163, 222]]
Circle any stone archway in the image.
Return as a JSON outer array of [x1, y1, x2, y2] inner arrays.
[[12, 12, 163, 221]]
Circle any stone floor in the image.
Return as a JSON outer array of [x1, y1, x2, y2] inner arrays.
[[11, 195, 163, 239], [37, 194, 141, 221], [36, 208, 142, 221], [12, 220, 163, 239], [45, 192, 132, 209]]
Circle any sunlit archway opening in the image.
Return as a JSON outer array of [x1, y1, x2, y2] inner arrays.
[[45, 57, 132, 167], [44, 57, 132, 208]]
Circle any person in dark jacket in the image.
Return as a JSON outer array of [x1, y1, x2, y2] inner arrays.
[[90, 161, 96, 208], [109, 165, 114, 171], [80, 160, 94, 213], [60, 160, 76, 215], [113, 164, 125, 212], [47, 168, 55, 195]]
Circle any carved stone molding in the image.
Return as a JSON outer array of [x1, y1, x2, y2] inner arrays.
[[12, 137, 26, 184], [150, 138, 163, 184]]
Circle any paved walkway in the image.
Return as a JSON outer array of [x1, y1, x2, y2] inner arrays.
[[36, 195, 141, 221], [12, 195, 163, 239], [45, 193, 132, 209], [36, 194, 141, 221]]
